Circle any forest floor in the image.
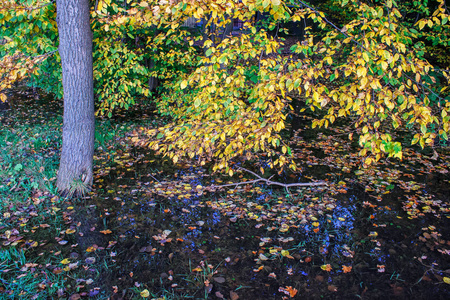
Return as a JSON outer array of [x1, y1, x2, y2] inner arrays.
[[0, 88, 449, 299]]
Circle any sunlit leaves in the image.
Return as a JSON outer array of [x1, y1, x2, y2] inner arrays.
[[0, 0, 59, 100], [3, 0, 449, 172]]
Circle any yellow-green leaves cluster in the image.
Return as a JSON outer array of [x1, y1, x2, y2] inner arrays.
[[289, 0, 449, 165], [131, 0, 450, 171], [0, 0, 58, 101]]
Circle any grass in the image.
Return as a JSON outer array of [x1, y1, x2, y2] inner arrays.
[[2, 88, 449, 299], [0, 247, 66, 299], [0, 89, 157, 299], [0, 120, 61, 210]]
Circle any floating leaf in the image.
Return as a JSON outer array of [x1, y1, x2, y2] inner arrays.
[[321, 264, 332, 272], [342, 265, 352, 273], [213, 277, 226, 283], [259, 253, 269, 261], [328, 285, 338, 292]]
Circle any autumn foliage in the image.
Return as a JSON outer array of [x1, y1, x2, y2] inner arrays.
[[1, 0, 450, 174]]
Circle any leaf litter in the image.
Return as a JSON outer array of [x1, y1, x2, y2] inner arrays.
[[1, 89, 449, 299]]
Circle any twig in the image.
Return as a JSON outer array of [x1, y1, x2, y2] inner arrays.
[[148, 173, 160, 183], [210, 166, 327, 191]]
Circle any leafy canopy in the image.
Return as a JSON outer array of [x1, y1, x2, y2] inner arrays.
[[1, 0, 449, 175], [131, 0, 450, 173]]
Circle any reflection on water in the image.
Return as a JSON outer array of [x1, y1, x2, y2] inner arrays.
[[76, 147, 450, 299], [2, 88, 449, 298]]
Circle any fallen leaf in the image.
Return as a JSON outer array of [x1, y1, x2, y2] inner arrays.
[[140, 289, 150, 297], [69, 294, 81, 300], [213, 277, 226, 283], [342, 265, 352, 273], [259, 253, 269, 261], [230, 291, 239, 300], [328, 285, 338, 292], [85, 257, 96, 264], [321, 264, 332, 272], [286, 286, 298, 297]]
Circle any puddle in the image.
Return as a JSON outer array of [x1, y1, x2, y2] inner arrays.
[[2, 89, 448, 299], [66, 145, 450, 299]]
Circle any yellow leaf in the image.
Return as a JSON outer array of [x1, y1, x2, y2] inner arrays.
[[360, 77, 368, 87], [60, 258, 70, 265], [362, 52, 369, 62], [140, 289, 150, 297], [97, 0, 104, 12], [443, 277, 450, 284], [180, 80, 187, 89], [418, 20, 425, 30]]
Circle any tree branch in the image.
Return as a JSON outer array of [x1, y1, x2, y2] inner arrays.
[[209, 166, 328, 192]]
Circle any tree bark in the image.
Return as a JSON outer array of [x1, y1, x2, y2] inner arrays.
[[56, 0, 95, 196]]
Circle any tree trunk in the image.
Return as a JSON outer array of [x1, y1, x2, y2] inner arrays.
[[147, 59, 158, 92], [56, 0, 95, 196]]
